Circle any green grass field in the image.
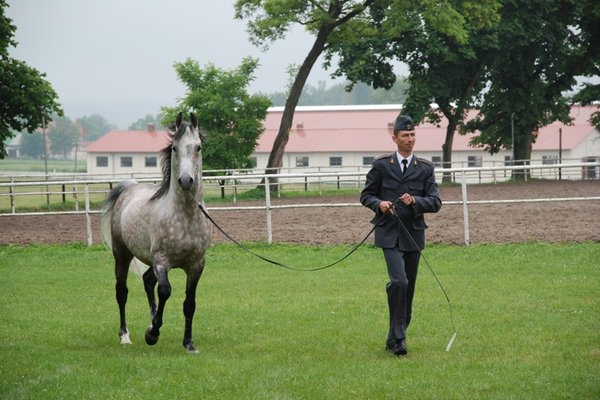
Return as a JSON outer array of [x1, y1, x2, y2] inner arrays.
[[0, 242, 598, 399], [0, 158, 86, 173]]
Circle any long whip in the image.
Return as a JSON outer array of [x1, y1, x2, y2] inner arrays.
[[390, 201, 458, 352]]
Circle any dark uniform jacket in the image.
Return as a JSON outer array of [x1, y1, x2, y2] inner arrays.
[[360, 153, 442, 251]]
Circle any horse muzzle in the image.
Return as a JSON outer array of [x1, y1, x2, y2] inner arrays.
[[178, 175, 195, 191]]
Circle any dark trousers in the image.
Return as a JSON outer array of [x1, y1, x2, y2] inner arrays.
[[383, 248, 420, 345]]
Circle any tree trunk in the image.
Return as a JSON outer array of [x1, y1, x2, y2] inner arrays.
[[512, 126, 533, 180], [259, 1, 375, 192], [261, 29, 331, 191], [441, 118, 458, 183], [439, 62, 484, 183]]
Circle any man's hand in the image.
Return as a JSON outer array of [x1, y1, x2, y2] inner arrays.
[[398, 193, 415, 206], [379, 200, 396, 215]]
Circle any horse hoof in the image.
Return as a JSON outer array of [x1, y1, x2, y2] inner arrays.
[[145, 327, 159, 346], [186, 344, 198, 354], [183, 339, 198, 353], [120, 332, 133, 345]]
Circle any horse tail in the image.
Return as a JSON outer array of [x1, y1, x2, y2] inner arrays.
[[101, 181, 135, 249]]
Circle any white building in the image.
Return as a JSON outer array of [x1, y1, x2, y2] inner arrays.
[[85, 105, 600, 179]]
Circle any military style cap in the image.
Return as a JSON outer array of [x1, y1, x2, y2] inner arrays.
[[394, 115, 415, 132]]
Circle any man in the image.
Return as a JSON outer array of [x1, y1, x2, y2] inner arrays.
[[360, 114, 442, 356]]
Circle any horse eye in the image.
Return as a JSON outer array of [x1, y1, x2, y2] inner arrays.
[[195, 145, 201, 152]]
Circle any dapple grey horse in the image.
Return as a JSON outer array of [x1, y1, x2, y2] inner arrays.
[[101, 112, 211, 353]]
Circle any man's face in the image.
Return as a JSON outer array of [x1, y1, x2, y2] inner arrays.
[[392, 130, 416, 156]]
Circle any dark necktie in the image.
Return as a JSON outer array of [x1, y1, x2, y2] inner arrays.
[[401, 159, 408, 174]]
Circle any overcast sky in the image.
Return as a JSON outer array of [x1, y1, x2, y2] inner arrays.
[[6, 0, 347, 128]]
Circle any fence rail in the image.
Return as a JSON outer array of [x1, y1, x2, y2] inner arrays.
[[1, 162, 599, 246]]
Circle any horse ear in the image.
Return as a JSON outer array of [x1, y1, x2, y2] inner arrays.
[[190, 112, 198, 129], [198, 128, 207, 142], [176, 112, 183, 129]]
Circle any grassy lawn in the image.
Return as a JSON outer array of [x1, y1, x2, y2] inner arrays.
[[0, 242, 598, 399], [0, 158, 86, 173]]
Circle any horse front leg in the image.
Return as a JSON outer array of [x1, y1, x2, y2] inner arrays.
[[182, 260, 205, 353], [145, 260, 171, 346]]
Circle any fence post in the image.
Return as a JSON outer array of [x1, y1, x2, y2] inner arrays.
[[461, 171, 470, 245], [84, 184, 93, 246], [264, 176, 273, 245], [73, 186, 79, 211], [10, 176, 15, 214]]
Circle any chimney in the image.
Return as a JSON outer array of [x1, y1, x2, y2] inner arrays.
[[147, 123, 156, 132]]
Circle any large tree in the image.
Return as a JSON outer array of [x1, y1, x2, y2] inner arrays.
[[128, 114, 162, 131], [326, 0, 500, 182], [235, 0, 376, 184], [0, 0, 62, 158], [463, 0, 600, 178], [77, 114, 116, 141], [161, 57, 271, 196], [48, 115, 80, 158]]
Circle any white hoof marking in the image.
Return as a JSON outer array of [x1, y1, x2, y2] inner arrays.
[[120, 332, 132, 345]]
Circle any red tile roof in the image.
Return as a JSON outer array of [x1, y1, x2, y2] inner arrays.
[[256, 104, 598, 153], [84, 105, 597, 154], [85, 130, 170, 153]]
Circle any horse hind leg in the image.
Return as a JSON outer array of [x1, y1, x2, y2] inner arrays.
[[142, 267, 158, 318], [114, 244, 134, 345]]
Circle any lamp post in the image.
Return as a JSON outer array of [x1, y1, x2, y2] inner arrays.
[[558, 127, 562, 180], [42, 114, 50, 207], [510, 112, 515, 165]]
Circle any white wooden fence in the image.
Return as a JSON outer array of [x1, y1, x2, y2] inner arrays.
[[1, 162, 599, 246]]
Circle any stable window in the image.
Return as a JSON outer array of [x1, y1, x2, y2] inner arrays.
[[363, 156, 374, 166], [120, 156, 133, 168], [542, 155, 558, 165], [432, 156, 442, 168], [96, 156, 108, 167], [145, 156, 157, 167], [467, 156, 482, 167], [296, 156, 309, 167], [329, 157, 342, 166]]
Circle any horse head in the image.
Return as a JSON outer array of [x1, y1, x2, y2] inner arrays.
[[171, 112, 205, 192]]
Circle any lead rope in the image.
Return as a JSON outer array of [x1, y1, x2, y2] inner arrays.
[[198, 203, 375, 272], [199, 201, 457, 351]]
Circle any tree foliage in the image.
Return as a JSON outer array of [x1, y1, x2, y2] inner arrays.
[[572, 83, 600, 128], [235, 0, 377, 181], [19, 130, 44, 159], [326, 0, 599, 180], [48, 115, 80, 158], [0, 0, 62, 158], [127, 114, 162, 131], [267, 78, 410, 106], [77, 114, 116, 141], [326, 0, 501, 181], [161, 57, 271, 171], [463, 0, 600, 176]]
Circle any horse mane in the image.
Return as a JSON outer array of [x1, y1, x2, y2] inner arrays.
[[150, 121, 190, 201]]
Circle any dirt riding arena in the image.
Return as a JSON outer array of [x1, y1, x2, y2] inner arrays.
[[1, 180, 599, 246]]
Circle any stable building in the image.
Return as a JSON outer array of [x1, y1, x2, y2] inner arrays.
[[255, 104, 600, 174], [85, 105, 600, 178]]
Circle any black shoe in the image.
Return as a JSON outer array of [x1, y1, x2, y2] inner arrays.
[[386, 339, 407, 356]]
